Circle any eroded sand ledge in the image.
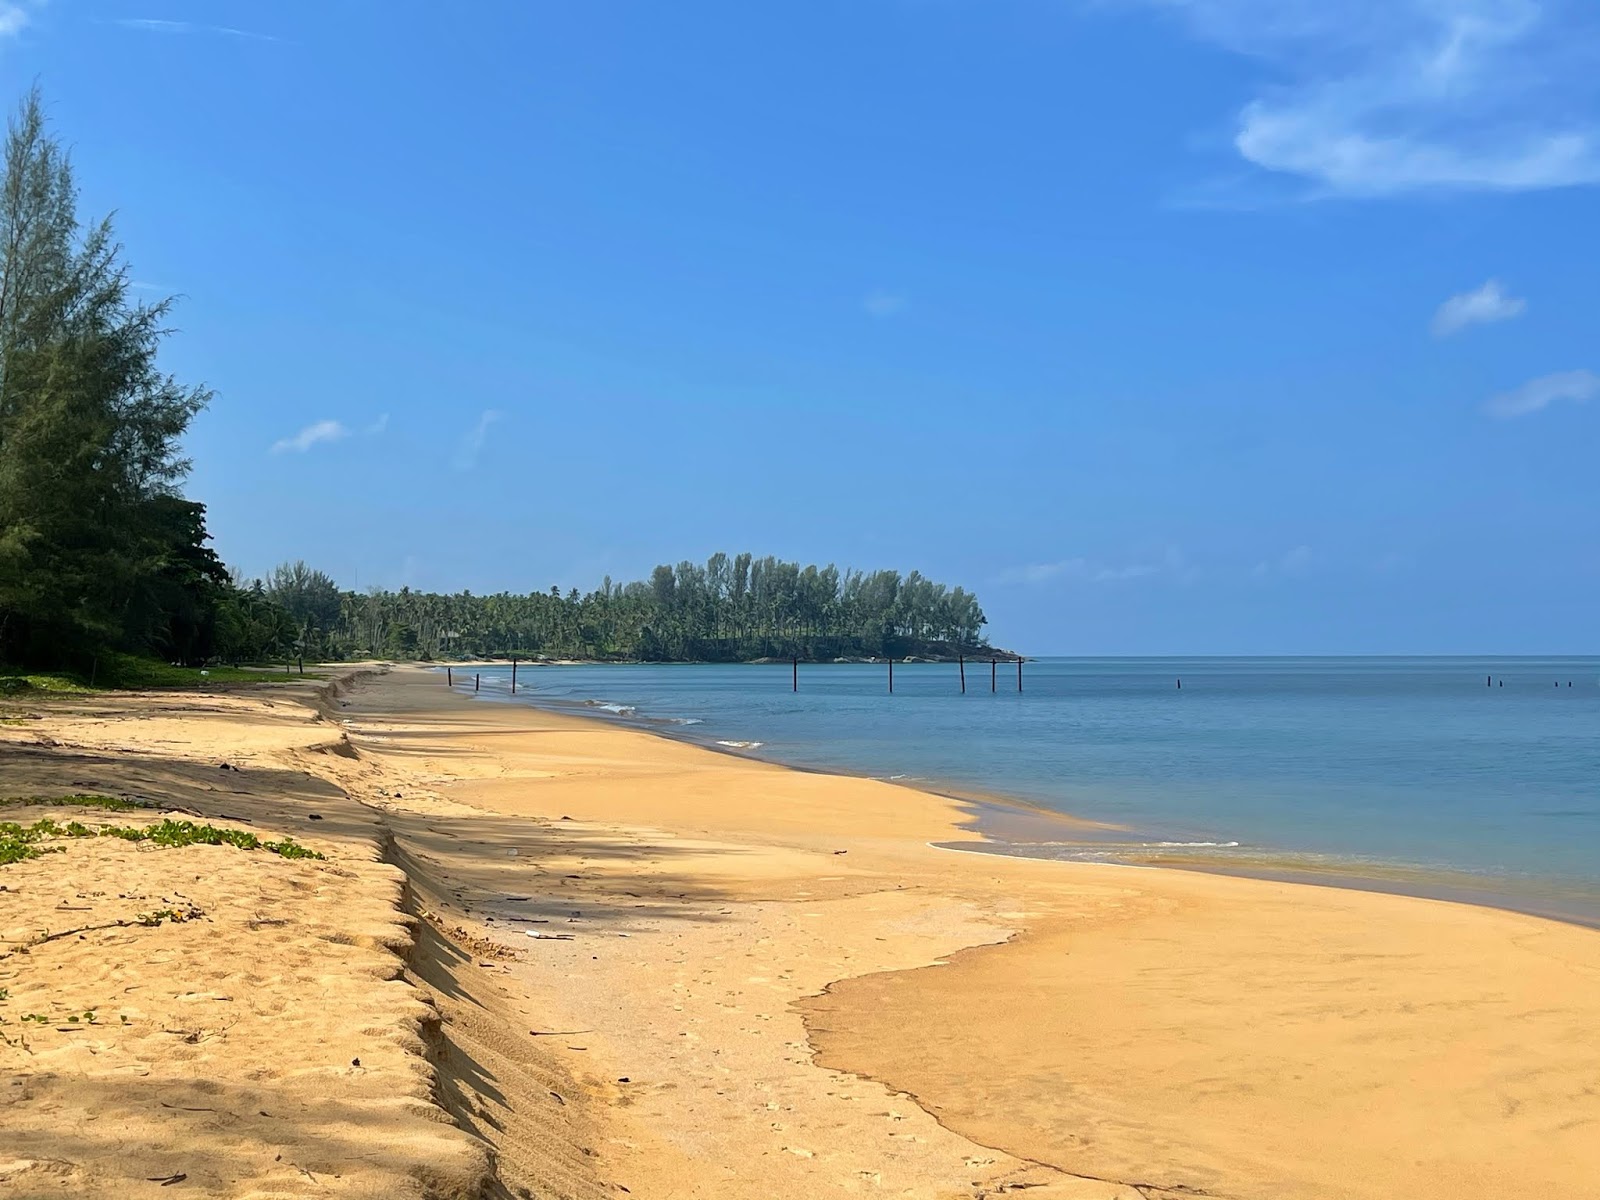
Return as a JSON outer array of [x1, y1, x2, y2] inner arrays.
[[4, 665, 1598, 1199]]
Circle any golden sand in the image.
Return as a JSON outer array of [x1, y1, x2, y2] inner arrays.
[[4, 665, 1598, 1198]]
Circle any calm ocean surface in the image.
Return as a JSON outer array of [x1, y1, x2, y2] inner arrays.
[[466, 658, 1600, 922]]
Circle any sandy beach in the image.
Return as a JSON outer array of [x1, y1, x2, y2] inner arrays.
[[4, 665, 1599, 1199]]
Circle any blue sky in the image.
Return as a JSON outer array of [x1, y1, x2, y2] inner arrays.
[[4, 1, 1597, 653]]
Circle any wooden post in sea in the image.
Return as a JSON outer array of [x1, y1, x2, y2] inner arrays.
[[475, 673, 480, 693], [793, 656, 798, 693], [991, 659, 997, 693], [888, 656, 894, 694], [511, 657, 518, 695], [447, 666, 453, 687], [959, 655, 965, 694], [1017, 657, 1023, 693]]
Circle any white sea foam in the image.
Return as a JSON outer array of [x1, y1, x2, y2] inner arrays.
[[1148, 840, 1241, 848], [586, 701, 637, 716], [669, 717, 705, 726], [716, 739, 764, 750]]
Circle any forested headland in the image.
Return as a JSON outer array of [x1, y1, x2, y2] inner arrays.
[[0, 91, 997, 679], [261, 557, 994, 664]]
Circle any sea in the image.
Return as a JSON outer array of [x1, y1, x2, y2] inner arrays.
[[461, 657, 1600, 926]]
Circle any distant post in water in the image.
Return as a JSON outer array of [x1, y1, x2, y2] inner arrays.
[[959, 655, 966, 694], [991, 659, 997, 693], [1017, 657, 1023, 693], [447, 666, 453, 687], [475, 673, 480, 693], [1487, 674, 1492, 687], [888, 656, 894, 694], [793, 656, 798, 693], [511, 657, 518, 695]]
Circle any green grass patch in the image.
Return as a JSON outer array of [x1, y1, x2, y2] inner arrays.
[[1, 655, 324, 694], [94, 818, 324, 859], [0, 672, 97, 696], [93, 654, 325, 689], [0, 815, 322, 865], [0, 794, 151, 813]]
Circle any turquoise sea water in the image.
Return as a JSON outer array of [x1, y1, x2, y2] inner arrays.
[[465, 658, 1600, 923]]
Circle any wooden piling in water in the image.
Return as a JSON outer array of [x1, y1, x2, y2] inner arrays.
[[1017, 657, 1023, 693], [475, 673, 480, 693], [888, 657, 894, 694], [447, 666, 453, 687], [511, 657, 518, 695], [991, 659, 997, 692], [793, 656, 798, 692], [959, 655, 965, 694]]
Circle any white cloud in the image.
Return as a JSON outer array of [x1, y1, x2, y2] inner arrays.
[[0, 3, 30, 38], [270, 420, 349, 454], [1484, 369, 1599, 418], [1121, 0, 1600, 196], [115, 17, 280, 41], [453, 409, 502, 470], [862, 290, 907, 318], [1432, 279, 1526, 336], [997, 547, 1194, 586], [365, 413, 390, 436]]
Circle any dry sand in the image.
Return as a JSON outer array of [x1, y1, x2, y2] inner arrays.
[[4, 665, 1599, 1199]]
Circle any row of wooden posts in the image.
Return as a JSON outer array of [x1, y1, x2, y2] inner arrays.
[[793, 655, 1025, 694], [444, 656, 1026, 696], [446, 659, 517, 693]]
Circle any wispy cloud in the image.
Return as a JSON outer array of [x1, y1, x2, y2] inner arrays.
[[453, 409, 502, 470], [1433, 279, 1526, 336], [998, 546, 1196, 586], [1120, 0, 1600, 196], [862, 290, 907, 318], [1254, 545, 1314, 578], [1484, 369, 1599, 418], [365, 413, 390, 436], [0, 3, 30, 39], [115, 17, 281, 42], [271, 420, 349, 454]]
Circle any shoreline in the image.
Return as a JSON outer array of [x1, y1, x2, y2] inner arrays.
[[457, 665, 1600, 932]]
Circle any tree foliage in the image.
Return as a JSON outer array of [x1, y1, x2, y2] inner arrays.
[[0, 89, 220, 669], [267, 553, 991, 663]]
